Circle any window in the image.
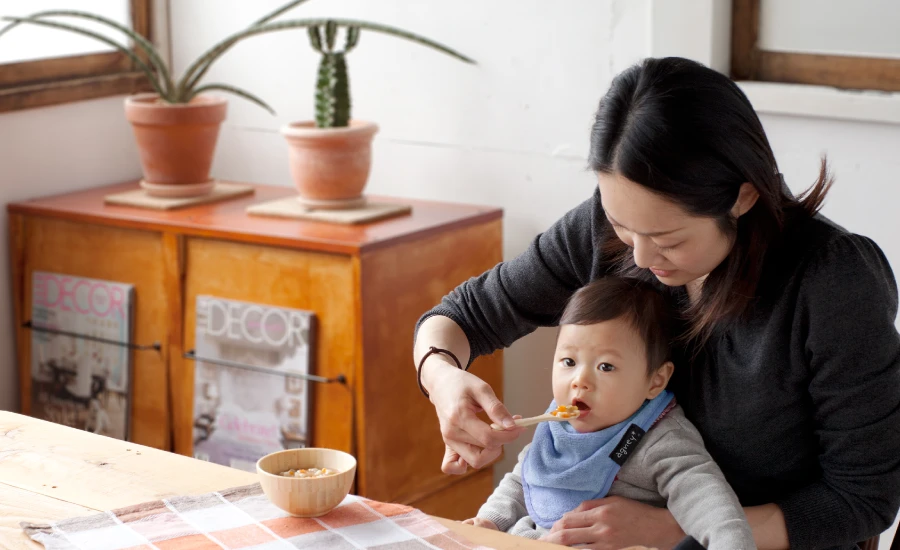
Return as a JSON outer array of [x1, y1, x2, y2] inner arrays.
[[731, 0, 900, 92], [0, 0, 153, 112]]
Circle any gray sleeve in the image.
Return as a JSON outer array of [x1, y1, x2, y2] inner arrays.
[[414, 190, 605, 364], [779, 233, 900, 548], [476, 446, 531, 533], [643, 421, 757, 550]]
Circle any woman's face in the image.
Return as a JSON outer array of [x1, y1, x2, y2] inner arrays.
[[598, 172, 733, 288]]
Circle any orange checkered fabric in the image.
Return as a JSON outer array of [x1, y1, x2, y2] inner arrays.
[[21, 483, 493, 549]]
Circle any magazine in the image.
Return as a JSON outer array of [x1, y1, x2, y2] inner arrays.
[[191, 296, 315, 472], [30, 271, 135, 440]]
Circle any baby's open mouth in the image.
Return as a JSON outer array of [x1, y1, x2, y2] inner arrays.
[[571, 398, 591, 417]]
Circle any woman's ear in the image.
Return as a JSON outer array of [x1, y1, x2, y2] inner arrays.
[[646, 361, 675, 399], [731, 182, 760, 218]]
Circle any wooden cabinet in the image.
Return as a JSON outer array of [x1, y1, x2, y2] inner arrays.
[[8, 181, 503, 519]]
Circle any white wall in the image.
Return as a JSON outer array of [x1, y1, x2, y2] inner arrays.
[[0, 97, 144, 412]]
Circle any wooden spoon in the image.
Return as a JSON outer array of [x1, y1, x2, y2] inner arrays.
[[490, 405, 581, 430]]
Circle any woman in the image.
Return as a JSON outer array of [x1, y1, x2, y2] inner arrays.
[[413, 57, 900, 549]]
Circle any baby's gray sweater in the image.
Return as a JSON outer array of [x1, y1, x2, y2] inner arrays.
[[477, 405, 756, 550]]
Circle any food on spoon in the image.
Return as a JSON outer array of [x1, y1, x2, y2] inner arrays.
[[279, 467, 339, 478], [550, 404, 579, 419]]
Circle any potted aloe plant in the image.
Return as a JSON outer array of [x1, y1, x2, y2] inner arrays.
[[0, 1, 310, 197], [0, 2, 473, 201], [282, 22, 474, 209]]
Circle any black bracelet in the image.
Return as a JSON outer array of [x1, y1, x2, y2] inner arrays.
[[417, 346, 463, 398]]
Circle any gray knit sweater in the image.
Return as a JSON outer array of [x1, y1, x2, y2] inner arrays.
[[477, 405, 756, 549], [417, 188, 900, 549]]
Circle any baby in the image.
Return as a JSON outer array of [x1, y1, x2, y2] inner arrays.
[[464, 277, 756, 549]]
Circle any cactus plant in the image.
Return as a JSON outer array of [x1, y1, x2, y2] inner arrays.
[[0, 2, 474, 119], [304, 21, 471, 128]]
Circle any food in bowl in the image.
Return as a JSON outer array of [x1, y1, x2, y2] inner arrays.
[[257, 448, 357, 517], [279, 467, 339, 478]]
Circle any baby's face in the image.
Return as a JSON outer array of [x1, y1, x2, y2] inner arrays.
[[552, 318, 659, 433]]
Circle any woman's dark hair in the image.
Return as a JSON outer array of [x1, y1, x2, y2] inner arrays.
[[560, 277, 673, 375], [588, 56, 832, 345]]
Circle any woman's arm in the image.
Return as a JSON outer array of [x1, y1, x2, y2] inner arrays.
[[415, 315, 519, 474], [780, 233, 900, 547], [541, 499, 789, 549]]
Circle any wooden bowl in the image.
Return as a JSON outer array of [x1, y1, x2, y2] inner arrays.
[[256, 448, 357, 517]]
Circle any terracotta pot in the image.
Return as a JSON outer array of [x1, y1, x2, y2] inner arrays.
[[281, 120, 379, 208], [124, 93, 227, 197]]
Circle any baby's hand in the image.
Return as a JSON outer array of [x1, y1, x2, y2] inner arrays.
[[462, 517, 499, 530]]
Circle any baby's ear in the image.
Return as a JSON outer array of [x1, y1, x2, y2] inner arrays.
[[647, 361, 675, 399]]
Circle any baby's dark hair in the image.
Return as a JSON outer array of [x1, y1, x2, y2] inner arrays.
[[559, 277, 674, 375]]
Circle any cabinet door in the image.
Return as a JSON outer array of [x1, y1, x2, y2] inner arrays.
[[12, 216, 170, 450], [176, 237, 356, 461]]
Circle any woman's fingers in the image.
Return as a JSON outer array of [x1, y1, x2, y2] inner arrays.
[[430, 368, 524, 469], [473, 383, 517, 430], [443, 438, 504, 471], [441, 445, 468, 474]]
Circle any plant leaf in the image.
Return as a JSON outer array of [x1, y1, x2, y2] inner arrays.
[[0, 16, 166, 98], [0, 10, 173, 97], [308, 25, 322, 52], [345, 26, 360, 52], [250, 0, 314, 28], [325, 20, 337, 52], [180, 18, 475, 96], [188, 83, 276, 115]]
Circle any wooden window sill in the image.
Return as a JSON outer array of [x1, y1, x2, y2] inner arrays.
[[0, 72, 153, 113]]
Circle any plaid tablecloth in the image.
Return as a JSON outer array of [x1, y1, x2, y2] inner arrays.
[[21, 483, 494, 549]]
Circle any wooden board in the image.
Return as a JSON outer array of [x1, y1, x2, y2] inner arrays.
[[104, 181, 255, 210], [0, 483, 94, 550], [433, 517, 564, 550], [247, 196, 412, 224], [0, 413, 256, 512]]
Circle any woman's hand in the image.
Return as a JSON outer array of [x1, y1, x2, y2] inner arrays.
[[462, 517, 499, 530], [425, 359, 524, 474], [539, 496, 684, 550]]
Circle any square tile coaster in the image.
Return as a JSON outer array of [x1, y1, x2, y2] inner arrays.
[[103, 182, 255, 210], [246, 196, 412, 224]]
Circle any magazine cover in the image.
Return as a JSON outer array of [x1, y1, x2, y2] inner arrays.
[[192, 296, 315, 472], [30, 271, 135, 441]]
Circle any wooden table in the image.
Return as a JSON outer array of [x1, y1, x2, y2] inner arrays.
[[0, 412, 560, 549]]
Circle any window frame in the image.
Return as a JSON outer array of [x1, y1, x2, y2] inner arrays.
[[731, 0, 900, 92], [0, 0, 154, 112]]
